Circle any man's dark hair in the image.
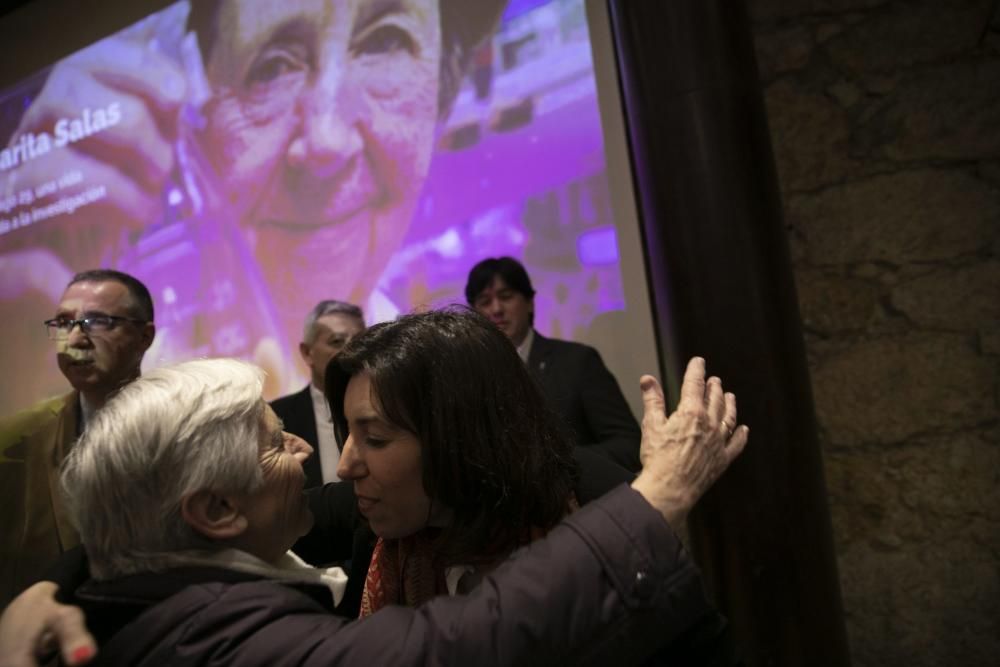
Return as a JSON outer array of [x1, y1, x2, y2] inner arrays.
[[186, 0, 508, 118], [68, 269, 154, 322], [326, 307, 576, 566], [464, 256, 536, 305]]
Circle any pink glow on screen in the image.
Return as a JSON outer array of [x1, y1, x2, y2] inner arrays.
[[0, 0, 626, 411]]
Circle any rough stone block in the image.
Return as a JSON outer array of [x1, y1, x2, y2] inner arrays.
[[754, 24, 813, 81], [853, 60, 1000, 162], [891, 261, 1000, 334], [979, 160, 1000, 188], [837, 541, 1000, 667], [827, 80, 863, 108], [824, 0, 992, 73], [750, 0, 887, 23], [825, 432, 1000, 667], [765, 80, 855, 192], [810, 332, 997, 446], [982, 329, 1000, 355], [787, 169, 1000, 266], [795, 269, 881, 334]]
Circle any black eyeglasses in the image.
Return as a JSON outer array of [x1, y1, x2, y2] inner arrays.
[[44, 316, 147, 340]]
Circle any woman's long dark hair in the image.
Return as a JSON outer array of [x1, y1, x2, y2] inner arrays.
[[327, 307, 577, 565]]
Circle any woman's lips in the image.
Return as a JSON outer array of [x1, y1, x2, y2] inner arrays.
[[259, 167, 382, 232], [356, 495, 378, 514], [262, 201, 371, 231]]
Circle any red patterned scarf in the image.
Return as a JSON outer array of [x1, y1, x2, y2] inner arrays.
[[359, 496, 579, 617], [359, 531, 445, 616]]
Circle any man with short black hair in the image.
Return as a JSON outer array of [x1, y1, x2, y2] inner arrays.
[[0, 269, 156, 605], [272, 300, 366, 489], [466, 257, 640, 471]]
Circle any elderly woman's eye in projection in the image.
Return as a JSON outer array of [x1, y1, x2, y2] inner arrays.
[[355, 24, 417, 57], [234, 46, 312, 125], [245, 45, 309, 91]]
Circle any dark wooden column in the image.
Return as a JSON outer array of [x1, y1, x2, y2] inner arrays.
[[606, 1, 851, 665]]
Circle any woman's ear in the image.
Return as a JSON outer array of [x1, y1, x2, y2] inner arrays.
[[181, 490, 248, 540]]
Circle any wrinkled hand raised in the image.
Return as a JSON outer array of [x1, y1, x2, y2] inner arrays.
[[631, 357, 748, 528]]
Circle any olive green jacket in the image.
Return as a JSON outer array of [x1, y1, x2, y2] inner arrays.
[[0, 391, 81, 606]]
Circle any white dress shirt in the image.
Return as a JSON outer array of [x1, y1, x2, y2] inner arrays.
[[309, 384, 341, 483], [516, 327, 535, 364]]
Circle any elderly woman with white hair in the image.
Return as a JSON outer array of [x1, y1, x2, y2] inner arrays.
[[61, 359, 323, 591], [2, 356, 745, 666]]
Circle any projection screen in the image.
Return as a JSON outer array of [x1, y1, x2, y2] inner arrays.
[[0, 0, 659, 414]]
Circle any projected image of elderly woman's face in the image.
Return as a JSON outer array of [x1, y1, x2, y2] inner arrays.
[[0, 0, 636, 417], [201, 0, 442, 304]]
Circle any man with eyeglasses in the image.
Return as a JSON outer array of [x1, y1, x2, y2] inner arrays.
[[0, 269, 155, 606]]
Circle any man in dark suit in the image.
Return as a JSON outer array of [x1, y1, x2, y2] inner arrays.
[[271, 300, 365, 489], [465, 257, 641, 472]]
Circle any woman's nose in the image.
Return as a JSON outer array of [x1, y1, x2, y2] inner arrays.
[[286, 67, 364, 177], [335, 433, 364, 479]]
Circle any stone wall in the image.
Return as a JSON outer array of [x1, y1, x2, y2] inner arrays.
[[749, 1, 1000, 665]]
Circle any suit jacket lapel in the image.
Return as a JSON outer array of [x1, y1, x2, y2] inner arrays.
[[526, 330, 552, 376], [295, 387, 323, 489], [296, 387, 320, 449]]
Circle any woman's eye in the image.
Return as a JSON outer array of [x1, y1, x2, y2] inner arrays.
[[247, 53, 302, 86], [355, 24, 415, 57], [365, 436, 389, 448]]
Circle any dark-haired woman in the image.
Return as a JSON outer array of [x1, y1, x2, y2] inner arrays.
[[324, 308, 741, 664]]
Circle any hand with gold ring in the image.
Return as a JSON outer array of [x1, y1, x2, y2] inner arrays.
[[631, 357, 749, 529]]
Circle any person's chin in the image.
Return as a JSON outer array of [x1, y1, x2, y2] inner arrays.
[[501, 325, 520, 341], [368, 517, 420, 541], [256, 199, 375, 236], [364, 514, 389, 538], [60, 361, 101, 385]]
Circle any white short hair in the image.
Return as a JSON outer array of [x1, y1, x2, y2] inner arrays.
[[61, 358, 266, 579]]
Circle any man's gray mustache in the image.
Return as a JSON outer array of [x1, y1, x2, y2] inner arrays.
[[58, 348, 95, 362]]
